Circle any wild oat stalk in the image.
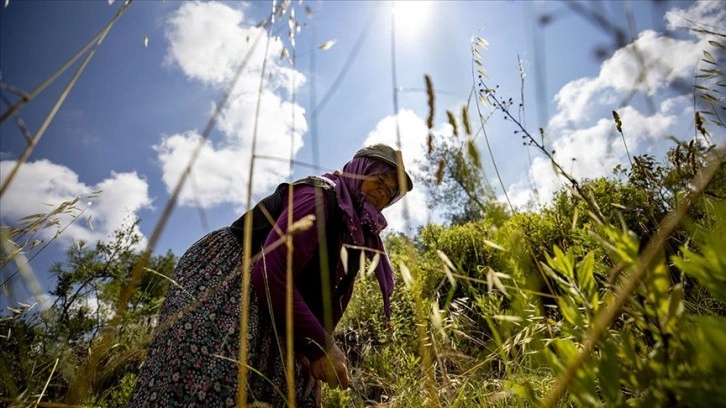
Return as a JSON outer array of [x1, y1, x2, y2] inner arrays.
[[0, 0, 134, 199], [469, 37, 515, 214], [0, 1, 133, 125], [468, 41, 565, 300], [390, 2, 433, 404], [64, 18, 268, 408], [399, 261, 440, 407]]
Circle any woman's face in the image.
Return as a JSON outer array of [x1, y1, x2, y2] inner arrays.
[[360, 171, 399, 210]]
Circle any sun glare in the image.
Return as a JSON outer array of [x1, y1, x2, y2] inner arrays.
[[392, 0, 432, 35]]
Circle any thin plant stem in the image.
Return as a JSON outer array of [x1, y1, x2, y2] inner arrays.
[[239, 10, 275, 404], [0, 1, 131, 199], [255, 154, 333, 172], [287, 25, 299, 403], [470, 92, 516, 214], [307, 3, 335, 343], [0, 1, 133, 124], [289, 47, 297, 180], [143, 267, 196, 302], [616, 119, 634, 169], [2, 204, 90, 289], [64, 24, 267, 407], [469, 40, 561, 308], [286, 185, 296, 407], [212, 354, 288, 403], [469, 58, 515, 213], [527, 1, 549, 126], [0, 227, 44, 304], [34, 358, 59, 408], [0, 92, 33, 144], [391, 2, 436, 405], [308, 8, 319, 170], [314, 4, 377, 114], [188, 171, 210, 232], [517, 54, 540, 200]]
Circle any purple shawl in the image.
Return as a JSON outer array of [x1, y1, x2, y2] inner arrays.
[[324, 157, 397, 320]]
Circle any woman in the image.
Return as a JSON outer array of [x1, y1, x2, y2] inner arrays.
[[130, 144, 413, 407]]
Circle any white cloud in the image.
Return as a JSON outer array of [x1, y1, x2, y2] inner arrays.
[[553, 120, 622, 181], [660, 94, 691, 115], [549, 77, 608, 129], [506, 157, 560, 210], [510, 106, 679, 208], [666, 0, 726, 35], [510, 2, 715, 209], [615, 106, 676, 151], [165, 1, 305, 96], [166, 1, 252, 86], [554, 108, 673, 176], [550, 29, 702, 131], [158, 1, 307, 209], [0, 159, 152, 246], [600, 30, 702, 96], [362, 109, 430, 233]]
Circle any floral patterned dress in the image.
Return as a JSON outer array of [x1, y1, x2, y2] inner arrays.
[[128, 228, 317, 407]]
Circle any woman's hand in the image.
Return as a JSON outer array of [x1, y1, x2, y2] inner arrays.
[[298, 356, 322, 407], [309, 343, 350, 390]]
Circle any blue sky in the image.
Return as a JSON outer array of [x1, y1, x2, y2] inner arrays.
[[1, 0, 723, 307]]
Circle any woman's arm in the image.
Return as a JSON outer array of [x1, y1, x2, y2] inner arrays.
[[250, 185, 333, 361]]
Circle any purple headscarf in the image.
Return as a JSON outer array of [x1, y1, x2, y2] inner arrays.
[[324, 157, 397, 320]]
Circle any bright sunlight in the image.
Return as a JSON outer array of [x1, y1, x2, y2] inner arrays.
[[392, 0, 432, 35]]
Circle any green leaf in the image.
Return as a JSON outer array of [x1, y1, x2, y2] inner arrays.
[[576, 252, 597, 307], [618, 329, 640, 386], [550, 339, 600, 405], [672, 204, 726, 303], [553, 338, 578, 365], [558, 295, 584, 327], [690, 316, 726, 374], [543, 346, 565, 376], [549, 246, 575, 279], [645, 261, 671, 326], [599, 341, 623, 405], [664, 284, 683, 332]]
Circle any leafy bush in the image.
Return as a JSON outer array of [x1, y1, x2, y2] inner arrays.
[[1, 221, 176, 406]]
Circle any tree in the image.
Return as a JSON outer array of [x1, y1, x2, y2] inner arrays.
[[1, 220, 176, 406], [418, 132, 507, 226]]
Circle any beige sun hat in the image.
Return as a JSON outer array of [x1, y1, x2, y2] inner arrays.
[[354, 143, 414, 194]]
